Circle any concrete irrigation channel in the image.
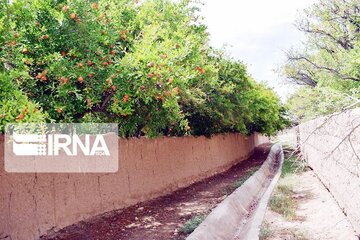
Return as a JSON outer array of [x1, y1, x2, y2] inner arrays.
[[38, 144, 279, 240], [187, 144, 284, 240]]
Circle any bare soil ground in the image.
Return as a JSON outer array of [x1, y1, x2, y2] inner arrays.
[[41, 144, 271, 240], [262, 170, 357, 240]]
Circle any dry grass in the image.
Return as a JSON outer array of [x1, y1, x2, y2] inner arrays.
[[269, 184, 296, 220], [269, 148, 305, 220]]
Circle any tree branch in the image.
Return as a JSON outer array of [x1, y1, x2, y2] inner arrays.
[[288, 55, 360, 82]]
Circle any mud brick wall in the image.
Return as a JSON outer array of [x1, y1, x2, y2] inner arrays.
[[0, 133, 268, 240], [284, 108, 360, 232]]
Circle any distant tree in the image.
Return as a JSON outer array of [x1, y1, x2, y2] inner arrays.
[[286, 86, 355, 121], [283, 0, 360, 89], [283, 0, 360, 122]]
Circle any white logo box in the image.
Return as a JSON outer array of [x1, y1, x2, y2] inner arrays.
[[5, 123, 118, 173]]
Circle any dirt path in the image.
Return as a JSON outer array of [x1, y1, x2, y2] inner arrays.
[[41, 144, 271, 240], [262, 170, 357, 240]]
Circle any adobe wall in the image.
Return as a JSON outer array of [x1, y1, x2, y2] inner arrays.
[[0, 132, 268, 240], [280, 108, 360, 232]]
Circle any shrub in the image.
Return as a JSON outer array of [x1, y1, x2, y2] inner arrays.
[[0, 0, 288, 137], [0, 73, 46, 132]]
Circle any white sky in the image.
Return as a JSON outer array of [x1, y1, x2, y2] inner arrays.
[[200, 0, 316, 99]]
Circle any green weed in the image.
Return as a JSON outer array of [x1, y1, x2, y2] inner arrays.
[[259, 221, 273, 240], [224, 167, 259, 195], [179, 215, 206, 234]]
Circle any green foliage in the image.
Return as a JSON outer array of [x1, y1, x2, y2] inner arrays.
[[247, 84, 289, 135], [286, 86, 355, 122], [0, 73, 46, 132], [184, 58, 288, 136], [0, 0, 287, 136], [283, 0, 360, 121], [180, 215, 206, 234]]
